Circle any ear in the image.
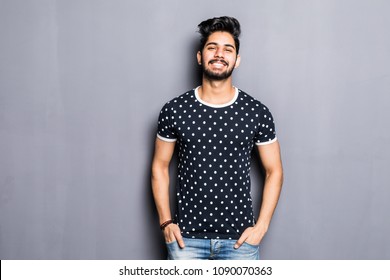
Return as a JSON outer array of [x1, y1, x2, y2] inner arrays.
[[197, 51, 202, 65], [234, 54, 241, 68]]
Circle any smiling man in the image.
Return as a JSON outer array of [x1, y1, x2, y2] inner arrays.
[[151, 16, 283, 260]]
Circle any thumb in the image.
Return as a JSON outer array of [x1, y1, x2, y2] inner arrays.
[[175, 234, 185, 249], [172, 225, 185, 249], [234, 236, 246, 249], [235, 228, 251, 249]]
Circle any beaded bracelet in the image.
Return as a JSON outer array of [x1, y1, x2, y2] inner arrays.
[[160, 219, 173, 230]]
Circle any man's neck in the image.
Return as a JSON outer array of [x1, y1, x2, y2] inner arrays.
[[198, 78, 235, 105]]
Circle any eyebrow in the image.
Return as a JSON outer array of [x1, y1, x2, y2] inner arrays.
[[205, 42, 236, 49]]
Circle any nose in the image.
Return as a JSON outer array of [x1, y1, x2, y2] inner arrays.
[[214, 47, 224, 58]]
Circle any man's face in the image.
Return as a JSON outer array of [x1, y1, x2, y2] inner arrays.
[[197, 31, 241, 81]]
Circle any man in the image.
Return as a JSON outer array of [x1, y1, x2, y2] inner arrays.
[[151, 16, 283, 260]]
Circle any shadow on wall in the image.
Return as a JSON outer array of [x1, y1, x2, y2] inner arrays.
[[189, 36, 203, 88]]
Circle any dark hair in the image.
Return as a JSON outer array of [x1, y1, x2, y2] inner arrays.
[[197, 16, 241, 53]]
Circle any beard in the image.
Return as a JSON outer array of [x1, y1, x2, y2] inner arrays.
[[201, 58, 236, 81]]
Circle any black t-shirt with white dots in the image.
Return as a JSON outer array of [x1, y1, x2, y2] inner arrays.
[[157, 87, 277, 240]]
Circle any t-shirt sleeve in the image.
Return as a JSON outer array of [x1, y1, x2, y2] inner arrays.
[[157, 103, 177, 142], [254, 104, 277, 146]]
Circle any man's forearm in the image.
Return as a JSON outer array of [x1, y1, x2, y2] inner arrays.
[[255, 170, 283, 230], [151, 167, 172, 224]]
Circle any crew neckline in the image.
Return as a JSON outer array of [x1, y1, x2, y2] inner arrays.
[[194, 86, 239, 108]]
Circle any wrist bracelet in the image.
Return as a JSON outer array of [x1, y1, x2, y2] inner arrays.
[[160, 219, 173, 230]]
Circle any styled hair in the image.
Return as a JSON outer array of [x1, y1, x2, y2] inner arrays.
[[197, 16, 241, 53]]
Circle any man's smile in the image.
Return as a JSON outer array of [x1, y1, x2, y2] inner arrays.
[[209, 59, 228, 68]]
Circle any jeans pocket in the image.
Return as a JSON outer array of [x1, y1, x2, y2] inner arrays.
[[229, 241, 259, 260], [243, 241, 260, 248]]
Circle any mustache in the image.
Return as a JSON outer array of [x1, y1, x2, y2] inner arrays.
[[208, 59, 228, 66]]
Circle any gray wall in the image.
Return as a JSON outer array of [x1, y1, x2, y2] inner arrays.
[[1, 0, 389, 259]]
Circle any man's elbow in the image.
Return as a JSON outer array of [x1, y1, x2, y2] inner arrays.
[[151, 161, 169, 182], [266, 166, 284, 185]]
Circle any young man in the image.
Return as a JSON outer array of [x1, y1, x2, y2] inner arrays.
[[151, 16, 283, 260]]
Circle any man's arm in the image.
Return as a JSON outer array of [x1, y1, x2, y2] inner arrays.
[[151, 137, 185, 248], [235, 140, 283, 248]]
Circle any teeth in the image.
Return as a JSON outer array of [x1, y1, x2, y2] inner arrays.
[[211, 61, 226, 66], [211, 60, 226, 65]]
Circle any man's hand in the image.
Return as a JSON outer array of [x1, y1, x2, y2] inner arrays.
[[164, 223, 185, 248], [234, 224, 268, 249]]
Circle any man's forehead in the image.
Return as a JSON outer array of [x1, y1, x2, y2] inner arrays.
[[206, 32, 235, 42], [205, 32, 236, 48]]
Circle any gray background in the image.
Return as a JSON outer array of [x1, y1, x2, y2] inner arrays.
[[1, 0, 389, 259]]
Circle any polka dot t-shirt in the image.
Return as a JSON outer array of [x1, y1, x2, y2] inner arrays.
[[157, 87, 277, 239]]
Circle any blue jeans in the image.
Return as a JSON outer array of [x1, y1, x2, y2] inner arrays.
[[166, 237, 260, 260]]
